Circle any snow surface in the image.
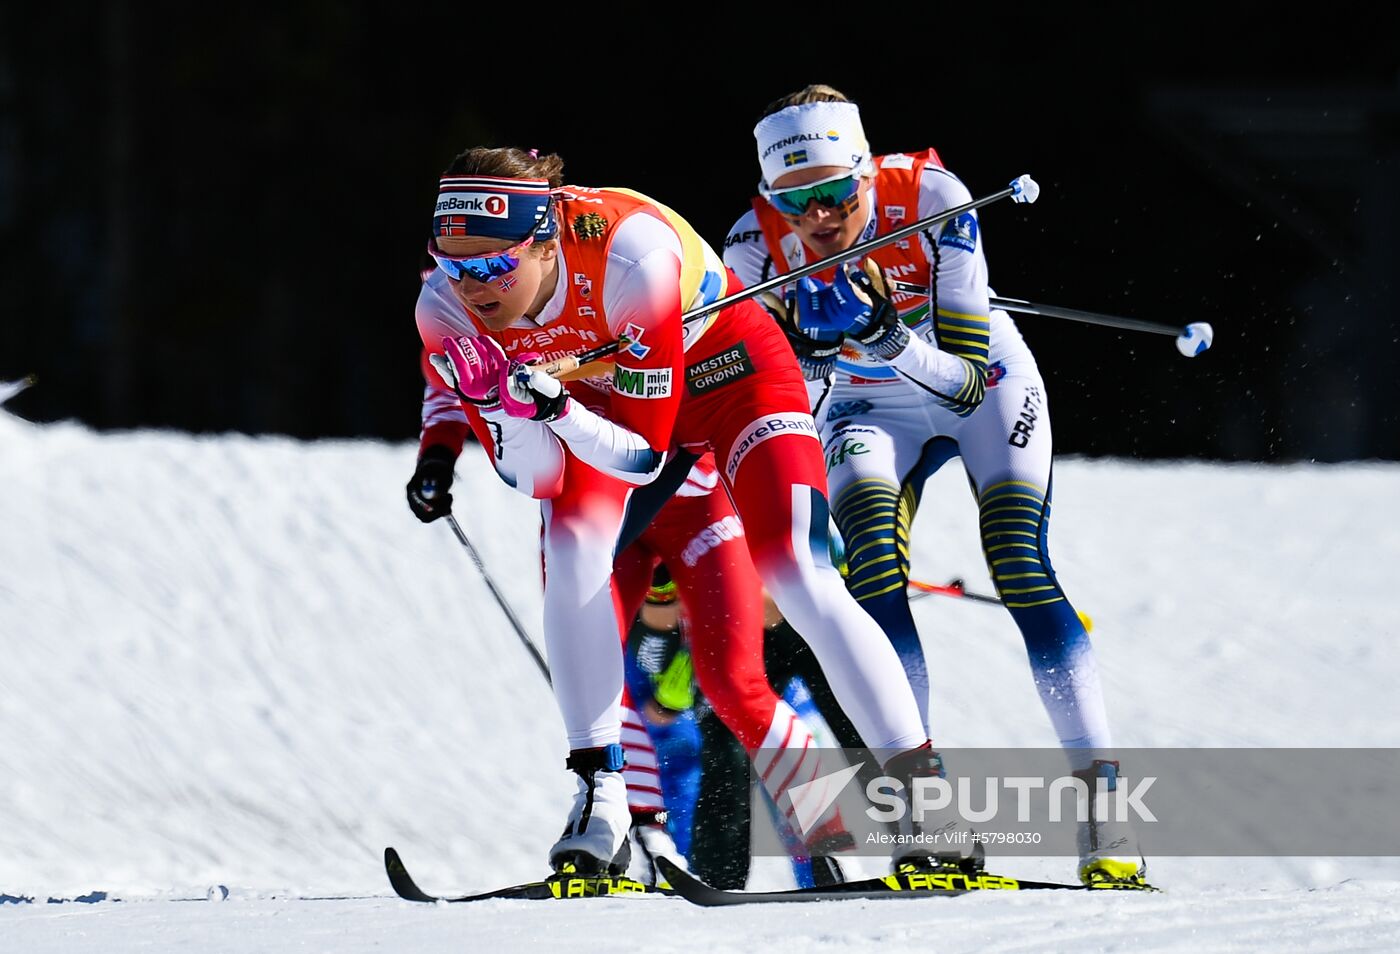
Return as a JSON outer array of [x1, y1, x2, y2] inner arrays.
[[2, 405, 1399, 951]]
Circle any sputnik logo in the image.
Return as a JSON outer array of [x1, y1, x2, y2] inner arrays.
[[788, 762, 865, 837]]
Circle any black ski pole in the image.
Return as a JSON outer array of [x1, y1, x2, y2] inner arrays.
[[444, 514, 552, 686], [889, 284, 1215, 358], [678, 175, 1039, 325]]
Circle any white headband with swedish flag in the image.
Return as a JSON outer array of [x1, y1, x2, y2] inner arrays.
[[753, 101, 872, 190]]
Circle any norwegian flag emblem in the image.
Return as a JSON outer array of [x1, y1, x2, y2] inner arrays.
[[436, 215, 469, 236], [498, 274, 518, 291]]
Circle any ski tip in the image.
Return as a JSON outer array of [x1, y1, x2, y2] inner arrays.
[[385, 847, 416, 882], [655, 857, 713, 901], [384, 847, 411, 883], [383, 846, 439, 903]]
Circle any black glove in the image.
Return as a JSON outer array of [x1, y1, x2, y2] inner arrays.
[[844, 263, 910, 361], [759, 290, 842, 381], [406, 445, 458, 523]]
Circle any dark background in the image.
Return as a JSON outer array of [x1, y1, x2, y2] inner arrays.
[[3, 6, 1397, 461]]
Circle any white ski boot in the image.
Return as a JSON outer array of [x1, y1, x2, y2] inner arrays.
[[549, 745, 633, 876], [627, 809, 688, 886]]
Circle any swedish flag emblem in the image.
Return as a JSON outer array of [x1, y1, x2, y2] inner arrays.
[[783, 150, 808, 167]]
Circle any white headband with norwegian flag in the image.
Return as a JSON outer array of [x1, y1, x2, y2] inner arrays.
[[432, 175, 557, 242]]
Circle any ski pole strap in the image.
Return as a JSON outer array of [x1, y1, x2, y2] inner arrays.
[[566, 744, 626, 775]]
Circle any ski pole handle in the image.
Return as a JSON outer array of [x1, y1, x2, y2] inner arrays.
[[535, 338, 629, 380]]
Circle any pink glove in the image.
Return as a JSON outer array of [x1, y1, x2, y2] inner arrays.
[[441, 335, 507, 408]]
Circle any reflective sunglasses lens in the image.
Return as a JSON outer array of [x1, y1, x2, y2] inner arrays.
[[434, 252, 519, 283], [773, 192, 809, 215], [810, 176, 859, 207], [432, 255, 463, 280], [466, 253, 519, 282], [772, 175, 858, 216]]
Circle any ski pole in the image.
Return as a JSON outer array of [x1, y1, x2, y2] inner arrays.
[[907, 577, 1002, 606], [990, 296, 1212, 352], [534, 338, 631, 380], [443, 514, 552, 686], [889, 284, 1215, 358], [681, 175, 1039, 324], [536, 175, 1041, 376], [908, 577, 1094, 632]]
